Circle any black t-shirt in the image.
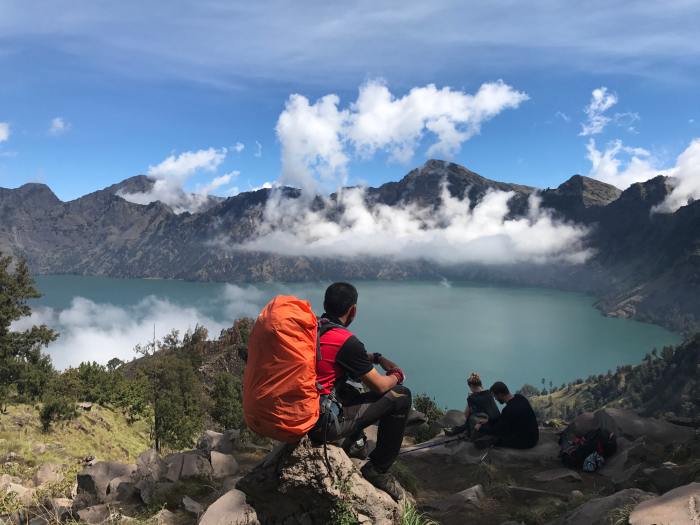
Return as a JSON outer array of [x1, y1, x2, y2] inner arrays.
[[322, 314, 373, 382], [467, 390, 501, 421], [482, 394, 539, 448]]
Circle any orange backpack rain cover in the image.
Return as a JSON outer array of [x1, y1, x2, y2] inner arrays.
[[243, 295, 320, 443]]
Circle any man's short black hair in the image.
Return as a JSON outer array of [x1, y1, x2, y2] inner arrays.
[[324, 282, 358, 318], [490, 381, 510, 396]]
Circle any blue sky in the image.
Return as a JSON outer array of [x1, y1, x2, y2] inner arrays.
[[0, 1, 699, 201]]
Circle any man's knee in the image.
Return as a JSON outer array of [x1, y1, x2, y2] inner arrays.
[[386, 384, 412, 413]]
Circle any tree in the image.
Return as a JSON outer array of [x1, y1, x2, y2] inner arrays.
[[0, 254, 57, 408], [209, 373, 244, 430]]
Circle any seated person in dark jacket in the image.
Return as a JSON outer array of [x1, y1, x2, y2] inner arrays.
[[445, 372, 500, 437], [474, 381, 539, 449]]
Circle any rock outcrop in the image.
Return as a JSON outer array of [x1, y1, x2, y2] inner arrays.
[[629, 483, 700, 525], [238, 437, 401, 524]]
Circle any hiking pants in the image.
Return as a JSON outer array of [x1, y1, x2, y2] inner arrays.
[[309, 384, 412, 473]]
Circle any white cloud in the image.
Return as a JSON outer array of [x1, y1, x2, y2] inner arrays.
[[276, 79, 528, 190], [234, 184, 590, 266], [254, 141, 262, 158], [555, 111, 570, 123], [233, 142, 245, 153], [10, 285, 266, 369], [0, 122, 10, 142], [653, 139, 700, 213], [49, 116, 70, 135], [118, 147, 231, 213], [580, 87, 618, 136], [586, 139, 665, 189]]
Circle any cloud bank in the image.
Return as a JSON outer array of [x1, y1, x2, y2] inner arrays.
[[236, 184, 591, 266], [118, 147, 238, 213], [11, 285, 266, 369], [276, 80, 528, 190], [653, 139, 700, 213]]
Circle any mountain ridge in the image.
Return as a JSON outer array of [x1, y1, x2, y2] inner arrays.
[[1, 160, 698, 333]]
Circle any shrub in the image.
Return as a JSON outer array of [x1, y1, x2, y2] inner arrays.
[[39, 397, 77, 432]]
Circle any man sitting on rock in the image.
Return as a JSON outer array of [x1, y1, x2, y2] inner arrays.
[[474, 381, 539, 449], [308, 282, 412, 501]]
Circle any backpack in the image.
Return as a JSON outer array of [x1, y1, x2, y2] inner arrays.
[[559, 428, 617, 470], [243, 295, 321, 443]]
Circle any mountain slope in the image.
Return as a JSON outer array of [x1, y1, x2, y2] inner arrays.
[[0, 160, 698, 332]]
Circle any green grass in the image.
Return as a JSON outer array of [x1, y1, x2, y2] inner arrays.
[[400, 502, 439, 525], [0, 402, 150, 484]]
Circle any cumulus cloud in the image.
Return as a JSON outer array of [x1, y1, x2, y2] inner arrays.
[[118, 147, 235, 213], [233, 142, 245, 153], [653, 139, 700, 213], [580, 87, 618, 136], [235, 184, 591, 266], [254, 141, 262, 158], [276, 80, 528, 190], [10, 285, 266, 369], [586, 139, 665, 189], [49, 116, 70, 135], [0, 122, 10, 142]]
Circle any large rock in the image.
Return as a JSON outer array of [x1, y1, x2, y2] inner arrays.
[[3, 483, 36, 506], [629, 482, 700, 525], [210, 451, 239, 479], [548, 488, 654, 525], [642, 462, 699, 494], [197, 430, 240, 455], [136, 449, 167, 482], [438, 410, 466, 428], [238, 438, 401, 524], [569, 408, 695, 446], [429, 484, 485, 511], [76, 461, 136, 504], [33, 463, 63, 486], [164, 451, 212, 482], [76, 504, 112, 524], [531, 468, 582, 483], [198, 489, 259, 525]]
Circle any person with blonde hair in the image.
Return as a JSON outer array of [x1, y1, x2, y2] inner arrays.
[[444, 372, 500, 437]]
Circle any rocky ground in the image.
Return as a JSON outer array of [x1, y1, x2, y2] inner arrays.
[[2, 407, 699, 524]]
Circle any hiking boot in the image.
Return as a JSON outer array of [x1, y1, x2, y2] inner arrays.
[[360, 462, 404, 502], [344, 433, 369, 460]]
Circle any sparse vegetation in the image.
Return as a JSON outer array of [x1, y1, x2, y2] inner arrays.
[[400, 502, 440, 525], [412, 393, 445, 443]]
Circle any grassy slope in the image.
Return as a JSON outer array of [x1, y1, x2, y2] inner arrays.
[[0, 403, 150, 483]]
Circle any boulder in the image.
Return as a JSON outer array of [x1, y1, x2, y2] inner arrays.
[[198, 489, 259, 525], [642, 462, 698, 494], [136, 449, 167, 482], [569, 408, 695, 446], [429, 484, 485, 511], [197, 430, 240, 455], [238, 438, 401, 524], [76, 504, 111, 524], [629, 482, 700, 525], [77, 461, 137, 504], [49, 497, 74, 520], [507, 486, 568, 501], [4, 483, 35, 506], [33, 463, 63, 487], [0, 474, 22, 489], [152, 509, 181, 525], [164, 451, 212, 482], [548, 488, 654, 525], [532, 468, 582, 483], [106, 475, 138, 502], [438, 410, 466, 428], [135, 480, 174, 506], [210, 451, 239, 479], [181, 495, 203, 516]]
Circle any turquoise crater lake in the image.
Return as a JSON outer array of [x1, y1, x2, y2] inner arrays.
[[31, 276, 681, 409]]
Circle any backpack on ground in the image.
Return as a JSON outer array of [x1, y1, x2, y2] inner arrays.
[[243, 295, 320, 443], [559, 428, 617, 470]]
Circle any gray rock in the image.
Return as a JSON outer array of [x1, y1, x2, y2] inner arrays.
[[136, 449, 167, 482], [238, 438, 400, 524], [197, 430, 240, 455], [629, 482, 700, 525], [210, 451, 239, 479], [3, 483, 35, 506], [548, 488, 655, 525], [198, 489, 259, 525], [181, 495, 203, 516], [49, 497, 74, 520], [78, 402, 93, 411], [106, 475, 138, 502], [33, 463, 63, 487], [508, 486, 569, 501], [430, 484, 485, 511], [152, 509, 181, 525], [0, 474, 22, 489], [164, 451, 212, 482], [438, 409, 466, 428], [532, 468, 582, 483], [76, 504, 111, 524], [28, 516, 48, 525], [135, 480, 174, 506], [642, 462, 697, 494], [77, 461, 137, 504]]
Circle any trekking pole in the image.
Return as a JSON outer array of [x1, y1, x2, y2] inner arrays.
[[398, 435, 465, 455]]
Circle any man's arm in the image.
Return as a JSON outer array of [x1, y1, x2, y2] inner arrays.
[[360, 368, 399, 394]]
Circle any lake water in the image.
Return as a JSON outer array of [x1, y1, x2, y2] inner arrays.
[[30, 275, 681, 409]]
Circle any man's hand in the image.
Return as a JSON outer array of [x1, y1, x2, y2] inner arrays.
[[387, 368, 405, 385], [474, 422, 483, 432], [378, 355, 400, 372]]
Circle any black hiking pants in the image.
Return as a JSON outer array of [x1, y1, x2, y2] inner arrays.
[[309, 384, 412, 473]]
